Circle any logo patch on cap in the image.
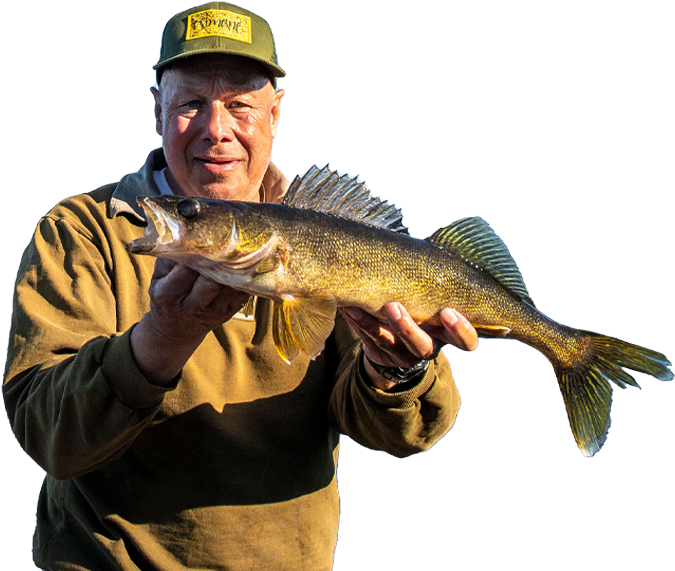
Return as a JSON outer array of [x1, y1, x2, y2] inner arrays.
[[186, 9, 252, 44]]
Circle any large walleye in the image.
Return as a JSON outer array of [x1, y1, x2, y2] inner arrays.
[[127, 165, 672, 456]]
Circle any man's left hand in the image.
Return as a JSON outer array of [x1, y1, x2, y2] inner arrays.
[[340, 303, 477, 391]]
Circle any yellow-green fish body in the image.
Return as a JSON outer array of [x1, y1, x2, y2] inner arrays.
[[127, 166, 672, 457]]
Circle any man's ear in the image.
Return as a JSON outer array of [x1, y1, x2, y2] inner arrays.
[[270, 89, 284, 138], [151, 86, 163, 136]]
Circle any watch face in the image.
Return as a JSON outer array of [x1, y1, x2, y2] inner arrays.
[[369, 358, 430, 383]]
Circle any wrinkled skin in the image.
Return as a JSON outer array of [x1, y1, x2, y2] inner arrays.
[[132, 54, 477, 389], [151, 56, 283, 202]]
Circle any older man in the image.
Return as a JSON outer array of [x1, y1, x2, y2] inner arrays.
[[3, 3, 476, 570]]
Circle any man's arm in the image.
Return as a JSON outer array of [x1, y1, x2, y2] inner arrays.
[[328, 303, 477, 457], [130, 260, 250, 386], [3, 216, 246, 479]]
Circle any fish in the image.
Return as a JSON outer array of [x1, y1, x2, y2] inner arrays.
[[126, 165, 672, 457]]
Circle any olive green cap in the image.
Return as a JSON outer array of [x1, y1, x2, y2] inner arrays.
[[154, 2, 285, 78]]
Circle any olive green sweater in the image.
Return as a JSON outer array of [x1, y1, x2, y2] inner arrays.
[[3, 150, 461, 571]]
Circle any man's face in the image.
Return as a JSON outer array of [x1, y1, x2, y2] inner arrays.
[[152, 56, 284, 201]]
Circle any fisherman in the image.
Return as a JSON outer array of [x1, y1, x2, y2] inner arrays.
[[3, 3, 477, 569]]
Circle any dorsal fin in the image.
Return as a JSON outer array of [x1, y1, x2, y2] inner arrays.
[[427, 217, 535, 306], [284, 165, 409, 234]]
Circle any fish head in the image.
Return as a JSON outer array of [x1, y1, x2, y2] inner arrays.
[[126, 195, 239, 257], [126, 196, 281, 274]]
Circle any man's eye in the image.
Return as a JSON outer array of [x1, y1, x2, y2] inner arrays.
[[184, 100, 201, 109]]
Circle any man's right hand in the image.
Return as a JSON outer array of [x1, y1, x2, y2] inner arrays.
[[130, 259, 250, 386]]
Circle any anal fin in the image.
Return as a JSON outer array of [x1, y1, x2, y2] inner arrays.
[[474, 324, 512, 337], [272, 295, 338, 363]]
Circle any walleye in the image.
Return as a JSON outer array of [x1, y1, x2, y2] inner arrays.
[[127, 165, 672, 456]]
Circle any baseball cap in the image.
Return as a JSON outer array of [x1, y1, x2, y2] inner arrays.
[[154, 2, 285, 79]]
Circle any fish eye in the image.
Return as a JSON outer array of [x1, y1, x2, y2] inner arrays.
[[176, 198, 201, 219]]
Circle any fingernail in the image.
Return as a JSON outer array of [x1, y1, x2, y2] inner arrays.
[[442, 308, 458, 325], [343, 307, 363, 321], [385, 303, 402, 321]]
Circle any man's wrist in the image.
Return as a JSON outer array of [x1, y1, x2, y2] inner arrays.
[[130, 316, 203, 386], [363, 353, 430, 392], [365, 355, 430, 385]]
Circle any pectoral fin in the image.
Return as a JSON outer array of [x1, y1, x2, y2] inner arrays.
[[255, 252, 280, 274], [212, 226, 280, 271], [272, 295, 338, 363], [473, 324, 512, 337]]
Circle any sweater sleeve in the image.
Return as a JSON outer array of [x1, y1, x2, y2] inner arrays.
[[327, 314, 461, 458], [3, 214, 175, 480]]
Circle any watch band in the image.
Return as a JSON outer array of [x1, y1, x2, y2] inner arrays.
[[366, 356, 430, 384]]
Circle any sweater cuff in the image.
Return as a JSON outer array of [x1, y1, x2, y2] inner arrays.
[[101, 327, 179, 409], [355, 352, 437, 409]]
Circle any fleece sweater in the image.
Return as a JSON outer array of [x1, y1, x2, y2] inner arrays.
[[3, 149, 461, 571]]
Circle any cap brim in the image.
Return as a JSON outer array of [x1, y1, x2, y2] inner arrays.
[[153, 50, 285, 78]]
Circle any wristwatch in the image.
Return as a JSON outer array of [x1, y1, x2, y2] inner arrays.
[[366, 356, 430, 384]]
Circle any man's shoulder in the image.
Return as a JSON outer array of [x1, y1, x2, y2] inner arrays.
[[45, 183, 120, 224], [34, 184, 138, 248], [263, 162, 290, 203], [45, 150, 164, 225]]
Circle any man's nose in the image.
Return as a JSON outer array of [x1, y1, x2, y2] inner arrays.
[[203, 103, 235, 143]]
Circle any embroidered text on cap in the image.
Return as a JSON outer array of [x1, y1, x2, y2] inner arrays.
[[186, 9, 252, 44]]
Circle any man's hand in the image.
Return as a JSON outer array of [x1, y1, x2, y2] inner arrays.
[[131, 259, 250, 386], [145, 259, 249, 338], [341, 303, 477, 391]]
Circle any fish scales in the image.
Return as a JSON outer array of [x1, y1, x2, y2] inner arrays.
[[249, 205, 506, 320], [126, 165, 672, 457]]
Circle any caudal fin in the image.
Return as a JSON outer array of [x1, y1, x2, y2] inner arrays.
[[554, 333, 672, 457]]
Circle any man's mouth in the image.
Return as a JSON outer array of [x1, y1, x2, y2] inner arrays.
[[196, 157, 242, 172]]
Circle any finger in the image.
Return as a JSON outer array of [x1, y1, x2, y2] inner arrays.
[[382, 303, 435, 360], [438, 308, 478, 352], [340, 307, 406, 367], [342, 306, 429, 368], [419, 309, 477, 352], [150, 263, 201, 301], [340, 318, 372, 353], [341, 307, 396, 347], [151, 258, 179, 280], [420, 323, 456, 348], [208, 286, 251, 315], [182, 273, 228, 309]]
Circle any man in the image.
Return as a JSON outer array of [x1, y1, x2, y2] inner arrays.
[[3, 3, 476, 569]]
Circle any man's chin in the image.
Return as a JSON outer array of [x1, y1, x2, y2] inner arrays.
[[191, 177, 259, 202]]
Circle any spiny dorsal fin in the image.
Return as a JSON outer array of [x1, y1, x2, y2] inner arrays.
[[427, 217, 535, 307], [284, 165, 409, 234]]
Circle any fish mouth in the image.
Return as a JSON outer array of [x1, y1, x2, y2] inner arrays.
[[125, 197, 176, 254]]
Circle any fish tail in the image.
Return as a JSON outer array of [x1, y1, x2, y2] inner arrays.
[[552, 331, 673, 457]]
